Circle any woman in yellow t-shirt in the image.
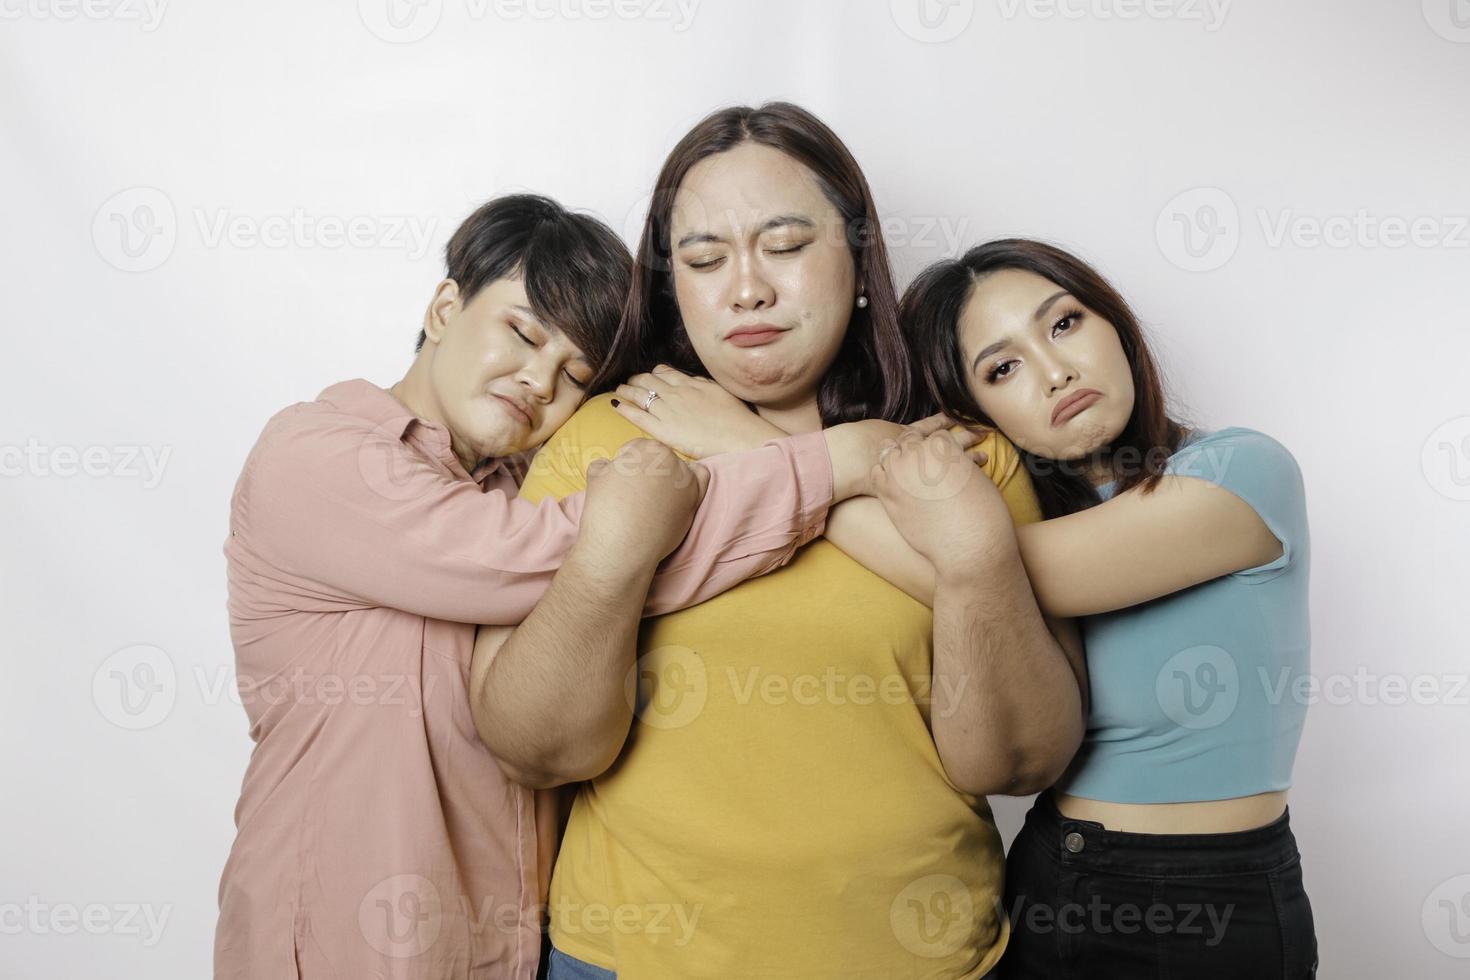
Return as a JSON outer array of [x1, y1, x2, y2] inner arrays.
[[496, 102, 1087, 980]]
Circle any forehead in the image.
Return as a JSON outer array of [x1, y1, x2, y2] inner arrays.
[[961, 268, 1064, 342], [470, 275, 532, 311], [672, 142, 839, 236], [468, 276, 590, 360]]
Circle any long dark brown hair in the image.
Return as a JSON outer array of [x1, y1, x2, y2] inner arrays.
[[589, 102, 920, 425], [901, 239, 1186, 519]]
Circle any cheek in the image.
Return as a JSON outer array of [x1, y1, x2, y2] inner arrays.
[[976, 386, 1042, 447], [672, 273, 724, 340], [536, 404, 577, 443]]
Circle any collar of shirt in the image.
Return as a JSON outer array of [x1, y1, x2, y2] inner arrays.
[[319, 378, 509, 487]]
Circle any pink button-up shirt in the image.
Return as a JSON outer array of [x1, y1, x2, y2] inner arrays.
[[215, 379, 832, 979]]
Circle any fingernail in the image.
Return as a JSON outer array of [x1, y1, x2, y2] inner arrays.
[[611, 399, 620, 407]]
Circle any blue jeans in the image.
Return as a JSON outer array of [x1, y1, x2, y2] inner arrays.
[[547, 946, 616, 980]]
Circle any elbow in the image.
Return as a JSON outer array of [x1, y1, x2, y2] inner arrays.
[[944, 737, 1080, 798], [948, 755, 1052, 799], [478, 714, 630, 790], [488, 741, 621, 790]]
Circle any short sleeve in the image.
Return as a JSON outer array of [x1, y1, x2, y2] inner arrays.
[[972, 431, 1044, 527], [518, 394, 648, 503], [1166, 428, 1308, 581]]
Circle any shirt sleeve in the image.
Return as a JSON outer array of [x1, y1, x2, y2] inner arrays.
[[235, 396, 833, 626], [233, 410, 590, 626], [1165, 427, 1308, 581], [518, 394, 834, 616], [970, 430, 1045, 527]]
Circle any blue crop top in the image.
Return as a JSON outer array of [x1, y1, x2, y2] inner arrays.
[[1056, 427, 1311, 804]]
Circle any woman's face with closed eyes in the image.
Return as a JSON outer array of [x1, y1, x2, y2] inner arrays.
[[959, 267, 1136, 463], [668, 141, 859, 410]]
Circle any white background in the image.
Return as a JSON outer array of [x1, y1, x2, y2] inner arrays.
[[3, 1, 1468, 976]]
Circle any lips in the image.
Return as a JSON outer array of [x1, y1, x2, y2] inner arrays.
[[1051, 389, 1102, 426], [493, 394, 533, 427], [725, 323, 788, 348]]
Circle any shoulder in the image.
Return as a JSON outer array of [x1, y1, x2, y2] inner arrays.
[[539, 392, 655, 461], [972, 427, 1026, 484], [971, 427, 1043, 525], [1169, 426, 1303, 488], [519, 393, 656, 501], [247, 394, 370, 471]]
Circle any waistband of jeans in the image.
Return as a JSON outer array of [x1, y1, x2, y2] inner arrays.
[[1026, 790, 1301, 877]]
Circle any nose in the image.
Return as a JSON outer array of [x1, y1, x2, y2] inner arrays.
[[1036, 348, 1079, 396], [729, 251, 776, 313], [516, 351, 557, 403]]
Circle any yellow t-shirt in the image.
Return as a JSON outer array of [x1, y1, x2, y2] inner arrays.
[[524, 394, 1043, 979]]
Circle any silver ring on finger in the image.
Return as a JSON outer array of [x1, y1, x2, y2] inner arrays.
[[643, 388, 659, 412]]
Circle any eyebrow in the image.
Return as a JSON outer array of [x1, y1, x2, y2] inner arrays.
[[675, 214, 816, 249], [969, 289, 1073, 373]]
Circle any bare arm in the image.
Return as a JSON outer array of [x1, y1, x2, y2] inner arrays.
[[469, 545, 653, 789], [930, 545, 1087, 796], [830, 465, 1284, 621], [469, 440, 707, 788], [1015, 476, 1282, 619], [871, 432, 1085, 797]]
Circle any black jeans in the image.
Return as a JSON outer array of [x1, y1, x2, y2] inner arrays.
[[999, 791, 1318, 979]]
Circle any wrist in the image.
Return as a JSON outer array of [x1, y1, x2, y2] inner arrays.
[[933, 536, 1021, 588], [566, 533, 660, 596], [823, 422, 889, 502]]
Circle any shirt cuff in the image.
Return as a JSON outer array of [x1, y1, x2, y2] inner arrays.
[[763, 429, 834, 548]]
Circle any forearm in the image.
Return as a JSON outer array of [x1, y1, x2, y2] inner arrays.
[[930, 542, 1084, 797], [824, 497, 937, 604], [470, 541, 654, 788], [642, 430, 832, 615]]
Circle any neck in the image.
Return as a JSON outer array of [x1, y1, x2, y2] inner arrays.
[[390, 363, 483, 474], [754, 391, 823, 435], [1080, 458, 1116, 488]]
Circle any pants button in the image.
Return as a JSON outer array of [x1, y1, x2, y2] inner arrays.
[[1064, 831, 1086, 853]]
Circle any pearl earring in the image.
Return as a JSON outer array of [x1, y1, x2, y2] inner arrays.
[[855, 295, 869, 309]]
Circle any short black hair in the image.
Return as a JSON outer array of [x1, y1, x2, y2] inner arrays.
[[417, 194, 632, 368]]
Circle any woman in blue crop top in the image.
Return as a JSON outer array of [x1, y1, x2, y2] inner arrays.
[[890, 238, 1317, 978]]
